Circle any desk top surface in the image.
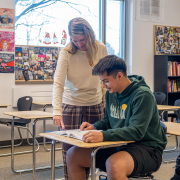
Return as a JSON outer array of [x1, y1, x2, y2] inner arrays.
[[163, 122, 180, 136], [0, 104, 11, 108], [32, 101, 52, 105], [39, 132, 134, 148], [157, 105, 180, 110], [3, 111, 53, 119]]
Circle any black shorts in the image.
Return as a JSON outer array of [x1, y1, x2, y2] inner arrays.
[[95, 143, 162, 177]]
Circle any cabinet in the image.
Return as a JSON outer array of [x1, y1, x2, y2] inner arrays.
[[154, 55, 180, 120]]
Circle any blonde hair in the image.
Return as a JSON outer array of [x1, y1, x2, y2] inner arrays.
[[64, 17, 97, 66]]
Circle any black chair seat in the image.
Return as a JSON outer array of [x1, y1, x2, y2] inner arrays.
[[0, 118, 31, 126]]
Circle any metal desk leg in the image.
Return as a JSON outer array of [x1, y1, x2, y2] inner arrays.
[[43, 104, 50, 151], [11, 117, 40, 174], [51, 140, 56, 180], [90, 143, 127, 180], [33, 118, 39, 180], [11, 116, 15, 172], [91, 147, 102, 180]]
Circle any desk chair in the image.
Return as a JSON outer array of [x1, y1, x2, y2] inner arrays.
[[163, 99, 180, 162], [0, 96, 39, 157], [99, 122, 167, 180], [153, 92, 166, 121], [167, 99, 180, 122]]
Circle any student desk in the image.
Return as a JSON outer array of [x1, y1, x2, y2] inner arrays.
[[157, 105, 180, 111], [157, 105, 180, 121], [3, 111, 63, 180], [32, 101, 52, 111], [39, 132, 134, 180], [162, 121, 180, 163], [0, 104, 10, 108], [157, 105, 180, 155], [163, 122, 180, 136]]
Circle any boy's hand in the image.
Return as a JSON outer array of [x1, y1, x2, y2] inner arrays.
[[80, 122, 95, 131], [82, 131, 103, 143]]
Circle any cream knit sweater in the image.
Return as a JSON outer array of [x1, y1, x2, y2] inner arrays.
[[52, 41, 108, 116]]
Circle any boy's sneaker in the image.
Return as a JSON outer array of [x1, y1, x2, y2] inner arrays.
[[171, 155, 180, 180]]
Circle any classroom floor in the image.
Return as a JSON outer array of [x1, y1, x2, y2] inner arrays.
[[0, 135, 179, 180]]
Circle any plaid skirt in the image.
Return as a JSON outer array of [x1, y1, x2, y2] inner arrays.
[[60, 102, 104, 180]]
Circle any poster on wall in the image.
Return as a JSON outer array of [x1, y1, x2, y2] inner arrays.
[[136, 0, 164, 22], [0, 31, 15, 52], [154, 25, 180, 55], [0, 8, 14, 29], [15, 45, 59, 81], [0, 53, 14, 73]]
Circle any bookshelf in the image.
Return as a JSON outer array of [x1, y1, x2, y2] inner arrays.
[[154, 55, 180, 120]]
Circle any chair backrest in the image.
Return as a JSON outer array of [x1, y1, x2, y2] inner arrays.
[[153, 92, 166, 105], [160, 121, 167, 134], [17, 96, 33, 111], [174, 99, 180, 120]]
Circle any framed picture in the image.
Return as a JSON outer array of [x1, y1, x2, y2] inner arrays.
[[154, 25, 180, 55]]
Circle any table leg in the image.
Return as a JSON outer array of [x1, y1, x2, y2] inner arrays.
[[11, 116, 15, 172], [33, 118, 39, 180], [91, 147, 102, 180], [51, 140, 56, 180]]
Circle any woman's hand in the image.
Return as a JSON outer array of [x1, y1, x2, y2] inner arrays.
[[53, 115, 65, 129]]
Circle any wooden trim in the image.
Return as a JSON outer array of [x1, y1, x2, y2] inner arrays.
[[154, 25, 157, 55], [15, 80, 53, 84]]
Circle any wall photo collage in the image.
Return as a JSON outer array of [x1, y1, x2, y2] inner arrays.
[[15, 46, 59, 82], [155, 25, 180, 55]]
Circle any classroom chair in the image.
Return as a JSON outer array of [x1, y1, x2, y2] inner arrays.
[[99, 121, 167, 180], [0, 96, 39, 156], [153, 92, 166, 121], [167, 99, 180, 122], [163, 99, 180, 163]]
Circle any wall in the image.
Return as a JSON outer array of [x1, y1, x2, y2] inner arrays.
[[131, 0, 180, 91], [0, 0, 58, 141]]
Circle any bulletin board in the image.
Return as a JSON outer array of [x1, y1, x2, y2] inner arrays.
[[154, 25, 180, 55], [15, 45, 60, 83]]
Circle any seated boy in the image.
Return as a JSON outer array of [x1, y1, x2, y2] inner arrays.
[[66, 55, 167, 180]]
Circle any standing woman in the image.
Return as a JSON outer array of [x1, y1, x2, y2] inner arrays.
[[52, 17, 108, 180]]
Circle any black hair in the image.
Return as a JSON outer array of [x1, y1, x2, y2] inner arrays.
[[92, 55, 127, 77]]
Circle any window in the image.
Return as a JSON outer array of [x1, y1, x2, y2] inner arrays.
[[106, 0, 125, 58], [15, 0, 125, 57], [15, 0, 100, 46]]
